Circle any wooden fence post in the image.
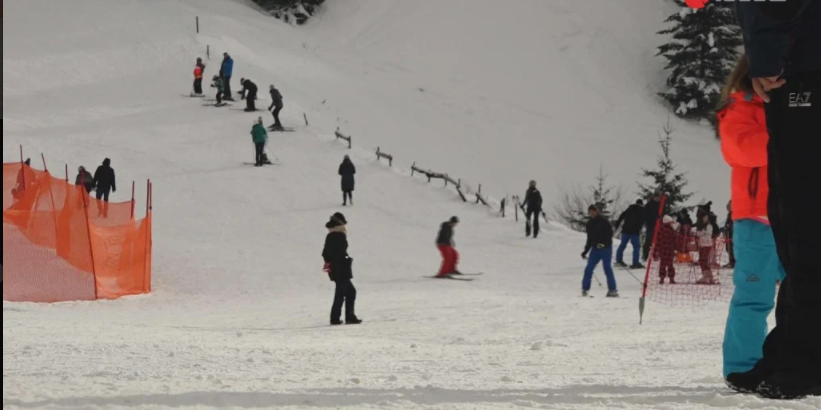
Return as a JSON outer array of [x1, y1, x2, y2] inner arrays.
[[196, 16, 200, 34]]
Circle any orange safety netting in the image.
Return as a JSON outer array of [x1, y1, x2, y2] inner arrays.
[[3, 162, 152, 302]]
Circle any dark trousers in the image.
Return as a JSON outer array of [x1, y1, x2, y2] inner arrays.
[[193, 79, 203, 95], [254, 142, 265, 165], [331, 278, 357, 323], [343, 191, 353, 205], [525, 209, 540, 237], [95, 188, 110, 217], [756, 69, 821, 378], [272, 106, 283, 126], [222, 76, 232, 99], [245, 90, 257, 111], [216, 91, 224, 105], [643, 224, 656, 261]]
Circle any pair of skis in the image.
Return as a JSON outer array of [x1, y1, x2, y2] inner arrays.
[[425, 272, 483, 282]]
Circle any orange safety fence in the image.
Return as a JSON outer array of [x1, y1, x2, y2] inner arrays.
[[3, 162, 152, 302]]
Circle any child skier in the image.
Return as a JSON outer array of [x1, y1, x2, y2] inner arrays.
[[656, 216, 678, 284], [436, 217, 461, 277], [695, 205, 715, 284], [211, 76, 225, 106], [717, 54, 786, 384]]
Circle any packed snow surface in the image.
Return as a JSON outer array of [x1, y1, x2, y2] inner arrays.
[[4, 0, 811, 409]]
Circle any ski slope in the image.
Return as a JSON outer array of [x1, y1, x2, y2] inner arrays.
[[4, 0, 812, 409]]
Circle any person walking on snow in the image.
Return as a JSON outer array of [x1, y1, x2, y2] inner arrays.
[[75, 166, 94, 194], [251, 117, 268, 167], [211, 76, 225, 106], [322, 212, 361, 326], [521, 180, 543, 238], [93, 158, 116, 218], [717, 54, 786, 383], [338, 155, 356, 206], [695, 204, 715, 284], [436, 216, 461, 277], [657, 216, 679, 284], [642, 192, 663, 261], [239, 78, 258, 112], [219, 53, 234, 101], [614, 199, 646, 269], [581, 205, 618, 297], [724, 200, 736, 269], [268, 85, 284, 129], [192, 58, 206, 96]]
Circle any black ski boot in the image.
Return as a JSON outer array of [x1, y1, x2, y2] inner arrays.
[[726, 367, 771, 394], [606, 290, 620, 298], [615, 261, 628, 268], [630, 263, 646, 270], [346, 318, 363, 325], [758, 372, 821, 400]]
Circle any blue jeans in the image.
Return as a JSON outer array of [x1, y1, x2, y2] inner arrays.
[[583, 247, 617, 291], [616, 234, 641, 265], [722, 219, 785, 377]]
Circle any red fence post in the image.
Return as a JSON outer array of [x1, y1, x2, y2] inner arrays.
[[639, 194, 669, 324]]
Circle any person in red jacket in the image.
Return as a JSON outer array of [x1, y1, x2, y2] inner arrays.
[[192, 58, 206, 96], [656, 216, 678, 284]]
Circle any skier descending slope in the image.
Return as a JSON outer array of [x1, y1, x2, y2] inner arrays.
[[521, 180, 543, 238], [322, 213, 362, 326], [581, 205, 618, 297], [268, 85, 284, 130], [436, 217, 461, 277], [614, 199, 646, 269]]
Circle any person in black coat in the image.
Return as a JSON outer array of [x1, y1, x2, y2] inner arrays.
[[239, 78, 258, 112], [268, 85, 284, 129], [322, 213, 361, 326], [521, 180, 543, 238], [614, 199, 645, 268], [582, 205, 618, 297], [75, 166, 95, 194], [642, 192, 662, 261], [93, 158, 116, 217], [338, 155, 356, 206]]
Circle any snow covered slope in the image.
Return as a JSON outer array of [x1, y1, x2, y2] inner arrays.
[[4, 0, 809, 409]]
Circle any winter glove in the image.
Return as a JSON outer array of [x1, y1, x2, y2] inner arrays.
[[581, 252, 588, 260]]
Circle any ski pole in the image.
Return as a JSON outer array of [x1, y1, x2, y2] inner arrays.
[[624, 268, 644, 286], [594, 273, 603, 287]]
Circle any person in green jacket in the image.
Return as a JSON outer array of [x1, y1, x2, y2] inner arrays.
[[211, 75, 225, 106], [251, 117, 268, 167]]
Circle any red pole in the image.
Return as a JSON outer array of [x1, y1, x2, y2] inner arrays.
[[131, 182, 136, 219], [41, 154, 48, 172]]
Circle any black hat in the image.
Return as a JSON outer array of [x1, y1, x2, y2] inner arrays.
[[698, 201, 713, 213], [449, 216, 460, 224], [213, 75, 219, 81], [332, 212, 347, 225], [588, 204, 599, 212], [636, 199, 644, 206]]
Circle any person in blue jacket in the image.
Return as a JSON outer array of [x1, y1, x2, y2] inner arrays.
[[725, 0, 821, 400], [219, 53, 235, 101]]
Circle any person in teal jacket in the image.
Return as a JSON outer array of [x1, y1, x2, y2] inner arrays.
[[251, 117, 268, 167], [211, 76, 225, 106]]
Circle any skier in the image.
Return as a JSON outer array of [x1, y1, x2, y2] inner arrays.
[[436, 216, 461, 277], [192, 58, 206, 96], [338, 155, 356, 206], [581, 205, 618, 297], [219, 53, 234, 101], [521, 180, 543, 238], [695, 205, 714, 284], [75, 166, 94, 193], [723, 200, 735, 269], [239, 78, 258, 112], [93, 158, 116, 218], [642, 191, 662, 261], [614, 199, 646, 269], [251, 117, 268, 167], [268, 85, 284, 129], [717, 54, 786, 385], [210, 75, 225, 106], [656, 216, 678, 284], [322, 212, 361, 326]]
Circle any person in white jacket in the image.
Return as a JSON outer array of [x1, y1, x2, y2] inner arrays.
[[695, 205, 715, 284]]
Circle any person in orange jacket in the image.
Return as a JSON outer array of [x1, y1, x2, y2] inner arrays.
[[192, 58, 206, 96], [718, 54, 786, 384]]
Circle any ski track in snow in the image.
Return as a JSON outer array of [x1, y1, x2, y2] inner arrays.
[[3, 0, 812, 409]]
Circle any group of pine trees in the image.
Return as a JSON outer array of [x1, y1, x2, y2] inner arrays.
[[251, 0, 324, 25]]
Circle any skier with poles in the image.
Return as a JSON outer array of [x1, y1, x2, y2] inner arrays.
[[581, 205, 618, 297], [521, 180, 543, 238]]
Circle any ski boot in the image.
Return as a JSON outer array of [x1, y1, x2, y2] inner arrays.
[[630, 263, 646, 270], [614, 261, 628, 268], [346, 318, 363, 325], [582, 290, 590, 297], [606, 290, 620, 298]]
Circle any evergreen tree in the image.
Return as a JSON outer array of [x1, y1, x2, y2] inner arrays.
[[556, 166, 626, 232], [656, 1, 742, 119], [638, 120, 694, 213], [252, 0, 325, 25]]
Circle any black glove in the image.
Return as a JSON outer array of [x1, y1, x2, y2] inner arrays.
[[581, 252, 588, 260]]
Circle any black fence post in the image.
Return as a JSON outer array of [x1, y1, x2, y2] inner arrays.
[[196, 16, 200, 34]]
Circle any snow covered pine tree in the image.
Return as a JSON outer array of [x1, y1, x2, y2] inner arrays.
[[637, 120, 694, 214], [252, 0, 325, 25], [656, 1, 742, 119]]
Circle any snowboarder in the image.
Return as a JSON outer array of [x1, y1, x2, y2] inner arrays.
[[521, 180, 543, 238], [717, 55, 786, 385], [614, 199, 645, 269], [656, 216, 678, 284], [93, 158, 116, 218], [695, 204, 714, 284], [211, 75, 225, 106], [268, 85, 284, 129], [322, 212, 361, 325], [239, 78, 258, 112], [219, 53, 234, 101], [251, 117, 268, 167], [75, 166, 94, 193], [192, 58, 206, 96], [642, 191, 662, 262], [436, 216, 461, 277], [338, 155, 356, 206], [581, 205, 618, 297]]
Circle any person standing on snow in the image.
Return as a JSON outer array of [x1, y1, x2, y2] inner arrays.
[[251, 117, 268, 167], [239, 78, 258, 112], [695, 204, 715, 284], [614, 199, 646, 269], [581, 205, 618, 297], [642, 192, 663, 262], [211, 76, 225, 106], [268, 85, 284, 129], [338, 155, 356, 206], [192, 58, 206, 96], [724, 200, 736, 269], [521, 180, 543, 238], [322, 212, 361, 326], [436, 216, 461, 277], [656, 215, 679, 284], [93, 158, 116, 218], [75, 166, 95, 194], [219, 53, 234, 101]]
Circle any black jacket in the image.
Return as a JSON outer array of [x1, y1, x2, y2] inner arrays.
[[339, 160, 356, 192], [644, 200, 661, 228], [75, 171, 94, 193], [735, 0, 821, 78], [240, 80, 257, 99], [322, 229, 352, 281], [677, 212, 693, 227], [93, 160, 116, 192], [584, 215, 614, 254], [436, 222, 454, 246], [615, 204, 644, 235], [269, 88, 284, 109], [522, 187, 543, 212]]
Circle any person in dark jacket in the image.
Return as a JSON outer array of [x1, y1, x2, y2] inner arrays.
[[93, 158, 116, 217], [338, 155, 356, 206], [211, 76, 225, 106], [521, 180, 543, 238], [219, 53, 234, 101], [724, 200, 735, 269], [436, 216, 460, 277], [268, 85, 284, 129], [75, 166, 94, 194], [642, 192, 663, 262], [239, 78, 258, 112], [727, 1, 821, 398], [582, 205, 618, 297], [614, 199, 645, 269], [322, 212, 361, 326]]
